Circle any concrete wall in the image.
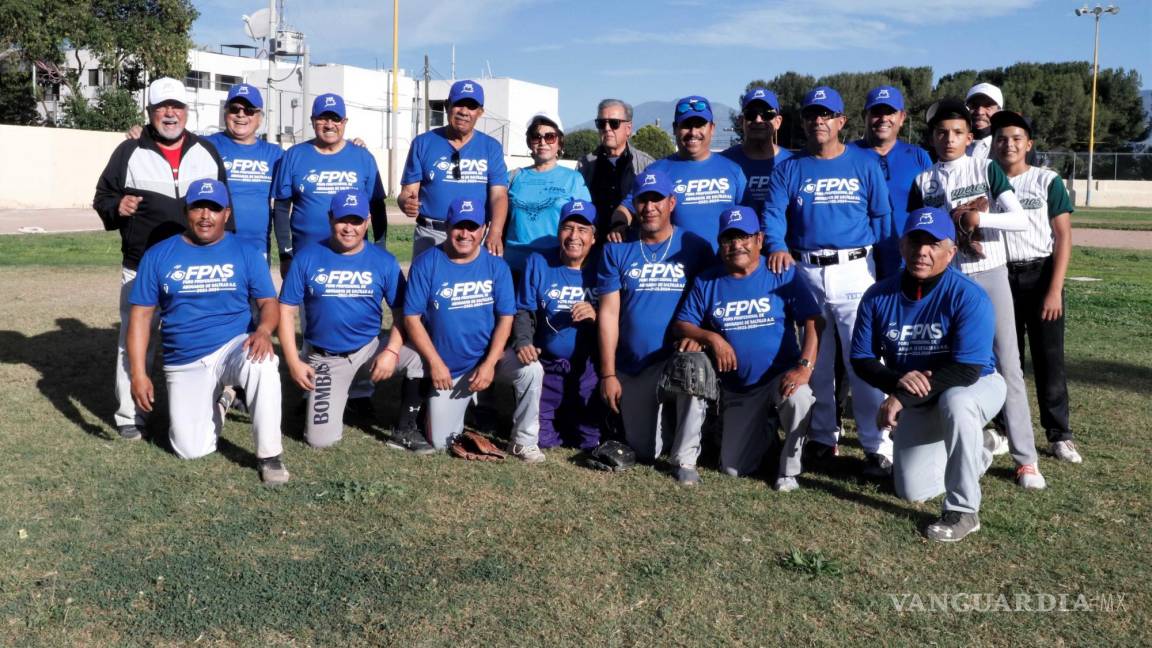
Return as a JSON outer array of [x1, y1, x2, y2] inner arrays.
[[1065, 179, 1152, 208], [0, 125, 125, 209]]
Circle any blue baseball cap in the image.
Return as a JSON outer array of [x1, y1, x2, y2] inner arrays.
[[446, 197, 484, 228], [741, 87, 780, 112], [632, 168, 675, 199], [330, 189, 369, 220], [802, 86, 845, 114], [904, 207, 955, 242], [226, 83, 263, 109], [311, 93, 346, 119], [718, 206, 759, 237], [560, 198, 597, 226], [448, 80, 484, 107], [865, 85, 903, 111], [674, 95, 713, 124], [185, 178, 230, 209]]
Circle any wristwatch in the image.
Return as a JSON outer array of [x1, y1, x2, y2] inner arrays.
[[797, 358, 812, 370]]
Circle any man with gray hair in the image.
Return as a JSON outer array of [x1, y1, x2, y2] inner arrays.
[[576, 99, 654, 239]]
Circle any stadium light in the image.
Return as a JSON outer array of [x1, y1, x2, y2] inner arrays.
[[1076, 4, 1120, 207]]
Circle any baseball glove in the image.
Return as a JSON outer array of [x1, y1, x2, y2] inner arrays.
[[949, 196, 988, 259], [583, 440, 637, 472], [449, 430, 507, 461], [657, 350, 720, 403]]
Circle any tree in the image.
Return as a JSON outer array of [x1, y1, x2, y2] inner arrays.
[[61, 86, 141, 131], [0, 62, 39, 125], [562, 129, 599, 161], [631, 124, 674, 159]]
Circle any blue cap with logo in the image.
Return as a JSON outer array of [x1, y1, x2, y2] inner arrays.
[[186, 178, 230, 209], [904, 207, 956, 242], [802, 86, 844, 114], [448, 80, 484, 107], [632, 168, 675, 199], [674, 95, 714, 124], [311, 93, 346, 119], [226, 83, 264, 109], [560, 198, 597, 226], [865, 85, 903, 111], [718, 206, 759, 237], [446, 197, 484, 227], [330, 189, 369, 220], [741, 87, 780, 112]]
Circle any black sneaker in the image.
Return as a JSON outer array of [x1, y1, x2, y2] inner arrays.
[[344, 397, 377, 420], [925, 511, 980, 542], [258, 455, 291, 486], [802, 440, 838, 463], [387, 424, 436, 455], [862, 452, 893, 478], [117, 424, 142, 441]]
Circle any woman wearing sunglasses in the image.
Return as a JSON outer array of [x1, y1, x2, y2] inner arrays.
[[502, 112, 592, 274]]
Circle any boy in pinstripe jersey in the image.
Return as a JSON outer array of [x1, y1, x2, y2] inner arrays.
[[991, 111, 1082, 464]]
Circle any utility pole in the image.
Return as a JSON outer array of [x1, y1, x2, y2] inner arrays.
[[423, 54, 430, 132]]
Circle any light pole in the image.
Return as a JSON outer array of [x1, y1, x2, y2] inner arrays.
[[1075, 3, 1119, 207]]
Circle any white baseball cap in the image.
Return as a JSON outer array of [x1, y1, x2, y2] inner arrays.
[[965, 82, 1004, 109], [526, 110, 564, 134], [148, 77, 187, 107]]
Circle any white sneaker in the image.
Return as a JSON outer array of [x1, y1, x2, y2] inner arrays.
[[1016, 463, 1046, 490], [774, 476, 799, 492], [508, 442, 546, 464], [1049, 440, 1083, 464], [984, 428, 1009, 456]]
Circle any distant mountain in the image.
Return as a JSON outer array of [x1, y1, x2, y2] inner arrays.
[[571, 99, 741, 149]]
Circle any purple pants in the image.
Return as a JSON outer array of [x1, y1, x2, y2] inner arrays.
[[538, 356, 601, 450]]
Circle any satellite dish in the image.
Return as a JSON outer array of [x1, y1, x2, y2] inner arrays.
[[243, 8, 275, 40]]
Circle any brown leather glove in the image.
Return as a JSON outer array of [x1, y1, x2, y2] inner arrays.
[[449, 430, 508, 461], [950, 196, 988, 259]]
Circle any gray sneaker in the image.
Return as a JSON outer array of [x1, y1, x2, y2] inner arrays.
[[774, 476, 799, 492], [983, 428, 1009, 456], [507, 442, 546, 464], [926, 511, 980, 542], [1016, 463, 1047, 490], [675, 465, 700, 486], [1049, 440, 1083, 464], [258, 455, 290, 486], [117, 425, 142, 441]]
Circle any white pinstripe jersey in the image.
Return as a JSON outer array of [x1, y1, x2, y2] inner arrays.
[[911, 157, 1015, 274], [1002, 166, 1073, 262]]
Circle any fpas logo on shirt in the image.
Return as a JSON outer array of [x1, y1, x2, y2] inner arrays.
[[713, 298, 772, 320], [434, 156, 489, 177], [167, 264, 235, 282], [886, 322, 944, 342], [313, 268, 374, 286], [626, 262, 684, 280], [438, 280, 493, 300], [304, 170, 359, 187]]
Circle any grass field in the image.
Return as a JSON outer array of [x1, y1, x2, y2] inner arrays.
[[1072, 207, 1152, 231], [0, 233, 1150, 646]]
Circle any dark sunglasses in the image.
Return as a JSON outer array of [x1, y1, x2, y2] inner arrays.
[[227, 104, 260, 116], [529, 131, 559, 144], [801, 108, 839, 122], [595, 118, 629, 131], [742, 107, 778, 122], [676, 99, 710, 115], [450, 150, 461, 180]]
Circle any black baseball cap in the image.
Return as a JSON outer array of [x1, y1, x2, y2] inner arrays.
[[926, 98, 971, 128], [990, 111, 1033, 137]]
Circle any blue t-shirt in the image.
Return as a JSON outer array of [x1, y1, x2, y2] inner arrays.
[[279, 240, 406, 354], [272, 142, 386, 251], [517, 250, 599, 361], [851, 267, 996, 376], [719, 145, 793, 214], [622, 154, 747, 252], [597, 228, 714, 375], [505, 166, 591, 272], [850, 140, 932, 236], [404, 247, 516, 377], [676, 263, 820, 391], [761, 146, 893, 256], [130, 233, 276, 366], [206, 133, 283, 253], [401, 128, 509, 221]]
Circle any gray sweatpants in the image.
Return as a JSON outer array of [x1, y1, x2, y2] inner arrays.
[[302, 339, 381, 448], [115, 267, 160, 429], [413, 223, 448, 259], [720, 375, 815, 478], [969, 265, 1038, 466], [402, 348, 543, 450], [893, 372, 1006, 514], [618, 361, 708, 467]]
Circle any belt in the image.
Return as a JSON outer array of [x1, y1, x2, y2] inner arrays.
[[416, 215, 447, 232], [311, 345, 353, 358], [1007, 258, 1046, 270], [791, 246, 870, 266]]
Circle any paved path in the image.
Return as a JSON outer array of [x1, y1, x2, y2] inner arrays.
[[2, 208, 1151, 250]]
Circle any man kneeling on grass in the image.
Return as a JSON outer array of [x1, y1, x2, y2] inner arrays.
[[128, 179, 289, 485], [850, 207, 1005, 542]]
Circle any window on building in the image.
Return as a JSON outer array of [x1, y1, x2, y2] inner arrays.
[[88, 69, 100, 87], [185, 70, 210, 90], [429, 100, 446, 127], [215, 74, 242, 92]]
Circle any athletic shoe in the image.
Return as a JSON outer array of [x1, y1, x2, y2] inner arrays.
[[862, 452, 893, 478], [117, 424, 142, 441], [675, 465, 700, 486], [1049, 440, 1083, 464], [507, 442, 546, 464], [983, 428, 1009, 456], [774, 476, 799, 492], [925, 511, 981, 542], [345, 397, 377, 420], [802, 440, 838, 463], [1016, 463, 1047, 490], [258, 455, 290, 486], [386, 425, 436, 455]]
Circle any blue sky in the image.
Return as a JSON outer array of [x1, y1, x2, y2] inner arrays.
[[191, 0, 1152, 129]]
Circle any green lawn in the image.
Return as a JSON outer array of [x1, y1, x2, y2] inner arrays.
[[1073, 207, 1152, 231], [0, 242, 1149, 646]]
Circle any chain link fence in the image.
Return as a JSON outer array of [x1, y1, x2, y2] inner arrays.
[[1036, 151, 1152, 181]]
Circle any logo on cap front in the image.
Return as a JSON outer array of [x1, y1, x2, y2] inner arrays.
[[343, 194, 358, 207], [571, 201, 584, 211], [460, 200, 474, 212], [814, 90, 826, 100], [324, 96, 336, 107], [462, 83, 474, 93], [237, 86, 249, 95], [878, 89, 890, 99], [198, 182, 215, 196], [642, 174, 657, 186], [916, 211, 934, 225], [753, 90, 764, 98], [727, 209, 742, 221]]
